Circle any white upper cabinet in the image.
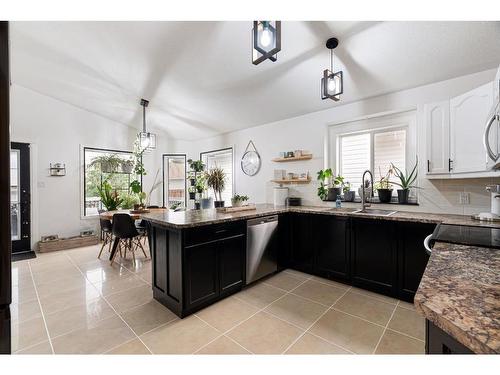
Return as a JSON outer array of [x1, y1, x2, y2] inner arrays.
[[425, 100, 450, 174], [450, 82, 493, 174]]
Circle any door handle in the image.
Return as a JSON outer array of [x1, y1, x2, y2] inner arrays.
[[427, 160, 430, 173], [484, 113, 499, 162], [448, 159, 453, 172]]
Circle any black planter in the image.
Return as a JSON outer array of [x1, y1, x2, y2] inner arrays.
[[214, 200, 225, 208], [194, 202, 200, 210], [343, 190, 355, 202], [189, 192, 196, 200], [397, 189, 410, 204], [190, 178, 195, 186], [327, 187, 342, 201], [377, 189, 393, 203]]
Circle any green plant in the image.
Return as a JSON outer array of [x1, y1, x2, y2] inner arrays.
[[195, 174, 207, 194], [205, 166, 226, 202], [89, 154, 122, 173], [120, 193, 139, 209], [170, 201, 182, 210], [97, 180, 123, 211], [333, 175, 344, 187], [342, 181, 351, 194], [391, 159, 419, 190], [130, 180, 142, 194], [317, 168, 333, 200], [231, 194, 249, 203], [375, 166, 393, 190], [187, 159, 205, 172]]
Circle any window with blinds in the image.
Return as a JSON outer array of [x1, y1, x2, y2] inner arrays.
[[339, 128, 406, 192], [201, 148, 234, 205]]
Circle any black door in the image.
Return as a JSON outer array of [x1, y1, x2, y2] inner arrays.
[[289, 213, 314, 273], [218, 234, 245, 296], [10, 142, 31, 254]]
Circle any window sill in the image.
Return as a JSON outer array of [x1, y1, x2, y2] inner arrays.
[[324, 198, 419, 206]]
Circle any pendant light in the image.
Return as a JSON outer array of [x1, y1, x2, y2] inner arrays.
[[137, 98, 156, 151], [252, 21, 281, 65], [321, 37, 343, 101]]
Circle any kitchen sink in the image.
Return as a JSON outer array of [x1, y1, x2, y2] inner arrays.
[[352, 208, 398, 216]]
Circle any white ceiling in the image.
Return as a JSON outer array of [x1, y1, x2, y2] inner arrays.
[[10, 21, 500, 140]]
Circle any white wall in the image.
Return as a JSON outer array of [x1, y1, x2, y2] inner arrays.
[[180, 69, 500, 215], [10, 84, 173, 248]]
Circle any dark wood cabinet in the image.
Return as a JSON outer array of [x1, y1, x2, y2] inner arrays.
[[351, 218, 397, 296], [289, 213, 314, 273], [219, 234, 246, 296], [397, 222, 435, 302], [426, 320, 473, 354], [314, 215, 350, 282]]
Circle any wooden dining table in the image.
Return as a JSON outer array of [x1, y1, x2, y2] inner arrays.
[[99, 208, 167, 261]]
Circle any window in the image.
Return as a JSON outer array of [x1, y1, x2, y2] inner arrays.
[[162, 154, 187, 209], [200, 147, 234, 205], [83, 147, 134, 216], [339, 128, 406, 192]]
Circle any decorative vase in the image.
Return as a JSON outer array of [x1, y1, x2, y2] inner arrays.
[[327, 187, 341, 201], [343, 190, 355, 202], [377, 189, 393, 203], [231, 200, 242, 207], [200, 197, 212, 209], [397, 189, 410, 204], [214, 200, 225, 208]]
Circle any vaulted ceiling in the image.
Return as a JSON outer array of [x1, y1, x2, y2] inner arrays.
[[10, 21, 500, 140]]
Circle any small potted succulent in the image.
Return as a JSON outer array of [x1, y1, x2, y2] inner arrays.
[[375, 166, 393, 203], [391, 159, 419, 204], [343, 181, 355, 202], [205, 166, 226, 208], [231, 194, 249, 207]]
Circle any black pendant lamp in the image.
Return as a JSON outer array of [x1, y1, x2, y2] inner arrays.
[[137, 98, 156, 151], [321, 38, 343, 101], [252, 21, 281, 65]]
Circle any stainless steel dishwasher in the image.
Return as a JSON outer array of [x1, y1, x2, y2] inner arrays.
[[246, 215, 279, 284]]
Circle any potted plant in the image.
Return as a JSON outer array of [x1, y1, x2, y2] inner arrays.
[[119, 193, 139, 209], [121, 158, 135, 174], [375, 166, 394, 203], [187, 159, 205, 173], [391, 159, 419, 204], [97, 180, 123, 211], [343, 181, 355, 202], [328, 175, 344, 201], [130, 180, 146, 210], [89, 154, 122, 173], [231, 194, 249, 207], [317, 168, 333, 201], [205, 166, 226, 208], [188, 186, 196, 200]]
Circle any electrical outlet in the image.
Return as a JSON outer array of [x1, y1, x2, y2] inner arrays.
[[459, 192, 470, 205]]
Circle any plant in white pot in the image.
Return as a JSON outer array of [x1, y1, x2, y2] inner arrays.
[[205, 166, 226, 208], [231, 194, 249, 207]]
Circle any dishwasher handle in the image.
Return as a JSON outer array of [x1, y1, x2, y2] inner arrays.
[[423, 234, 433, 255], [247, 215, 278, 226]]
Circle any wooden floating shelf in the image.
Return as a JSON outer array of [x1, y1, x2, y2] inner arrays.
[[271, 178, 311, 184], [272, 154, 313, 162]]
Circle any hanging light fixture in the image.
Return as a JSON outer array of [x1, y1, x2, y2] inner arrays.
[[321, 37, 343, 101], [137, 98, 156, 151], [252, 21, 281, 65]]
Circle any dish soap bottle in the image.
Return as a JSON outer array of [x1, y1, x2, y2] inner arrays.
[[335, 195, 342, 208]]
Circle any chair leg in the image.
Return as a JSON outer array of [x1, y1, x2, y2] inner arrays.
[[137, 238, 148, 258], [110, 238, 120, 265], [97, 239, 106, 259], [108, 234, 113, 253]]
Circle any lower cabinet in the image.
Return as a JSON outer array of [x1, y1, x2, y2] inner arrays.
[[184, 233, 245, 314], [289, 213, 314, 273], [426, 320, 473, 354], [351, 218, 398, 296]]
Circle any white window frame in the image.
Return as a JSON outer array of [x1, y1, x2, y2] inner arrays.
[[200, 147, 235, 204]]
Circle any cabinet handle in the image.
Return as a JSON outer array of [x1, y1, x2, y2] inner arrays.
[[448, 159, 453, 172], [427, 160, 430, 173], [215, 229, 227, 234]]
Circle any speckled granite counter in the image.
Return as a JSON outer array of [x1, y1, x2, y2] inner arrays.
[[414, 242, 500, 354], [141, 203, 500, 229]]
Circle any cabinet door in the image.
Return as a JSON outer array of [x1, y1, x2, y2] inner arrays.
[[289, 213, 314, 273], [219, 234, 245, 296], [450, 82, 493, 173], [397, 222, 435, 302], [314, 216, 350, 282], [425, 100, 450, 174], [351, 218, 397, 296], [184, 241, 219, 310]]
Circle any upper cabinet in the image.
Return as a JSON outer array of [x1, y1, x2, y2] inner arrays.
[[425, 82, 494, 178]]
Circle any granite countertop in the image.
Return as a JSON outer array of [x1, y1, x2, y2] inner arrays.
[[141, 203, 500, 229], [414, 242, 500, 354]]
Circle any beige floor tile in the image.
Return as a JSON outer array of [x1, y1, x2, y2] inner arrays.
[[334, 291, 396, 326], [11, 272, 34, 289], [121, 300, 178, 335], [388, 306, 425, 340], [11, 261, 31, 275], [398, 300, 417, 311], [350, 287, 398, 305], [68, 248, 103, 265], [235, 282, 285, 309], [227, 311, 303, 354], [106, 338, 151, 354], [45, 298, 116, 338], [265, 293, 328, 329], [30, 257, 74, 274], [283, 269, 311, 280], [309, 309, 384, 354], [141, 315, 220, 354], [375, 330, 425, 354], [51, 316, 135, 354], [106, 285, 153, 313], [10, 299, 42, 323], [263, 272, 306, 291], [197, 335, 251, 354], [196, 296, 259, 332], [11, 284, 37, 304], [11, 316, 49, 352], [36, 274, 90, 298], [119, 257, 151, 274], [31, 252, 68, 265], [92, 273, 147, 296], [31, 266, 82, 285], [310, 276, 350, 290], [15, 340, 53, 354], [285, 333, 350, 354], [135, 267, 152, 284], [292, 280, 346, 306], [78, 259, 131, 282], [39, 282, 101, 315]]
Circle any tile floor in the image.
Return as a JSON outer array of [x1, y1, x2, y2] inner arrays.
[[11, 244, 425, 354]]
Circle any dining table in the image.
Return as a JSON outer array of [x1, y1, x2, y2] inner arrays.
[[99, 208, 167, 261]]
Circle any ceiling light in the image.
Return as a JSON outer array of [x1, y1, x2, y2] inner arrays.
[[321, 37, 343, 101], [252, 21, 281, 65], [137, 98, 156, 151]]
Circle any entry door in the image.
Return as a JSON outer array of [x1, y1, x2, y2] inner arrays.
[[10, 142, 31, 253], [162, 154, 187, 209]]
